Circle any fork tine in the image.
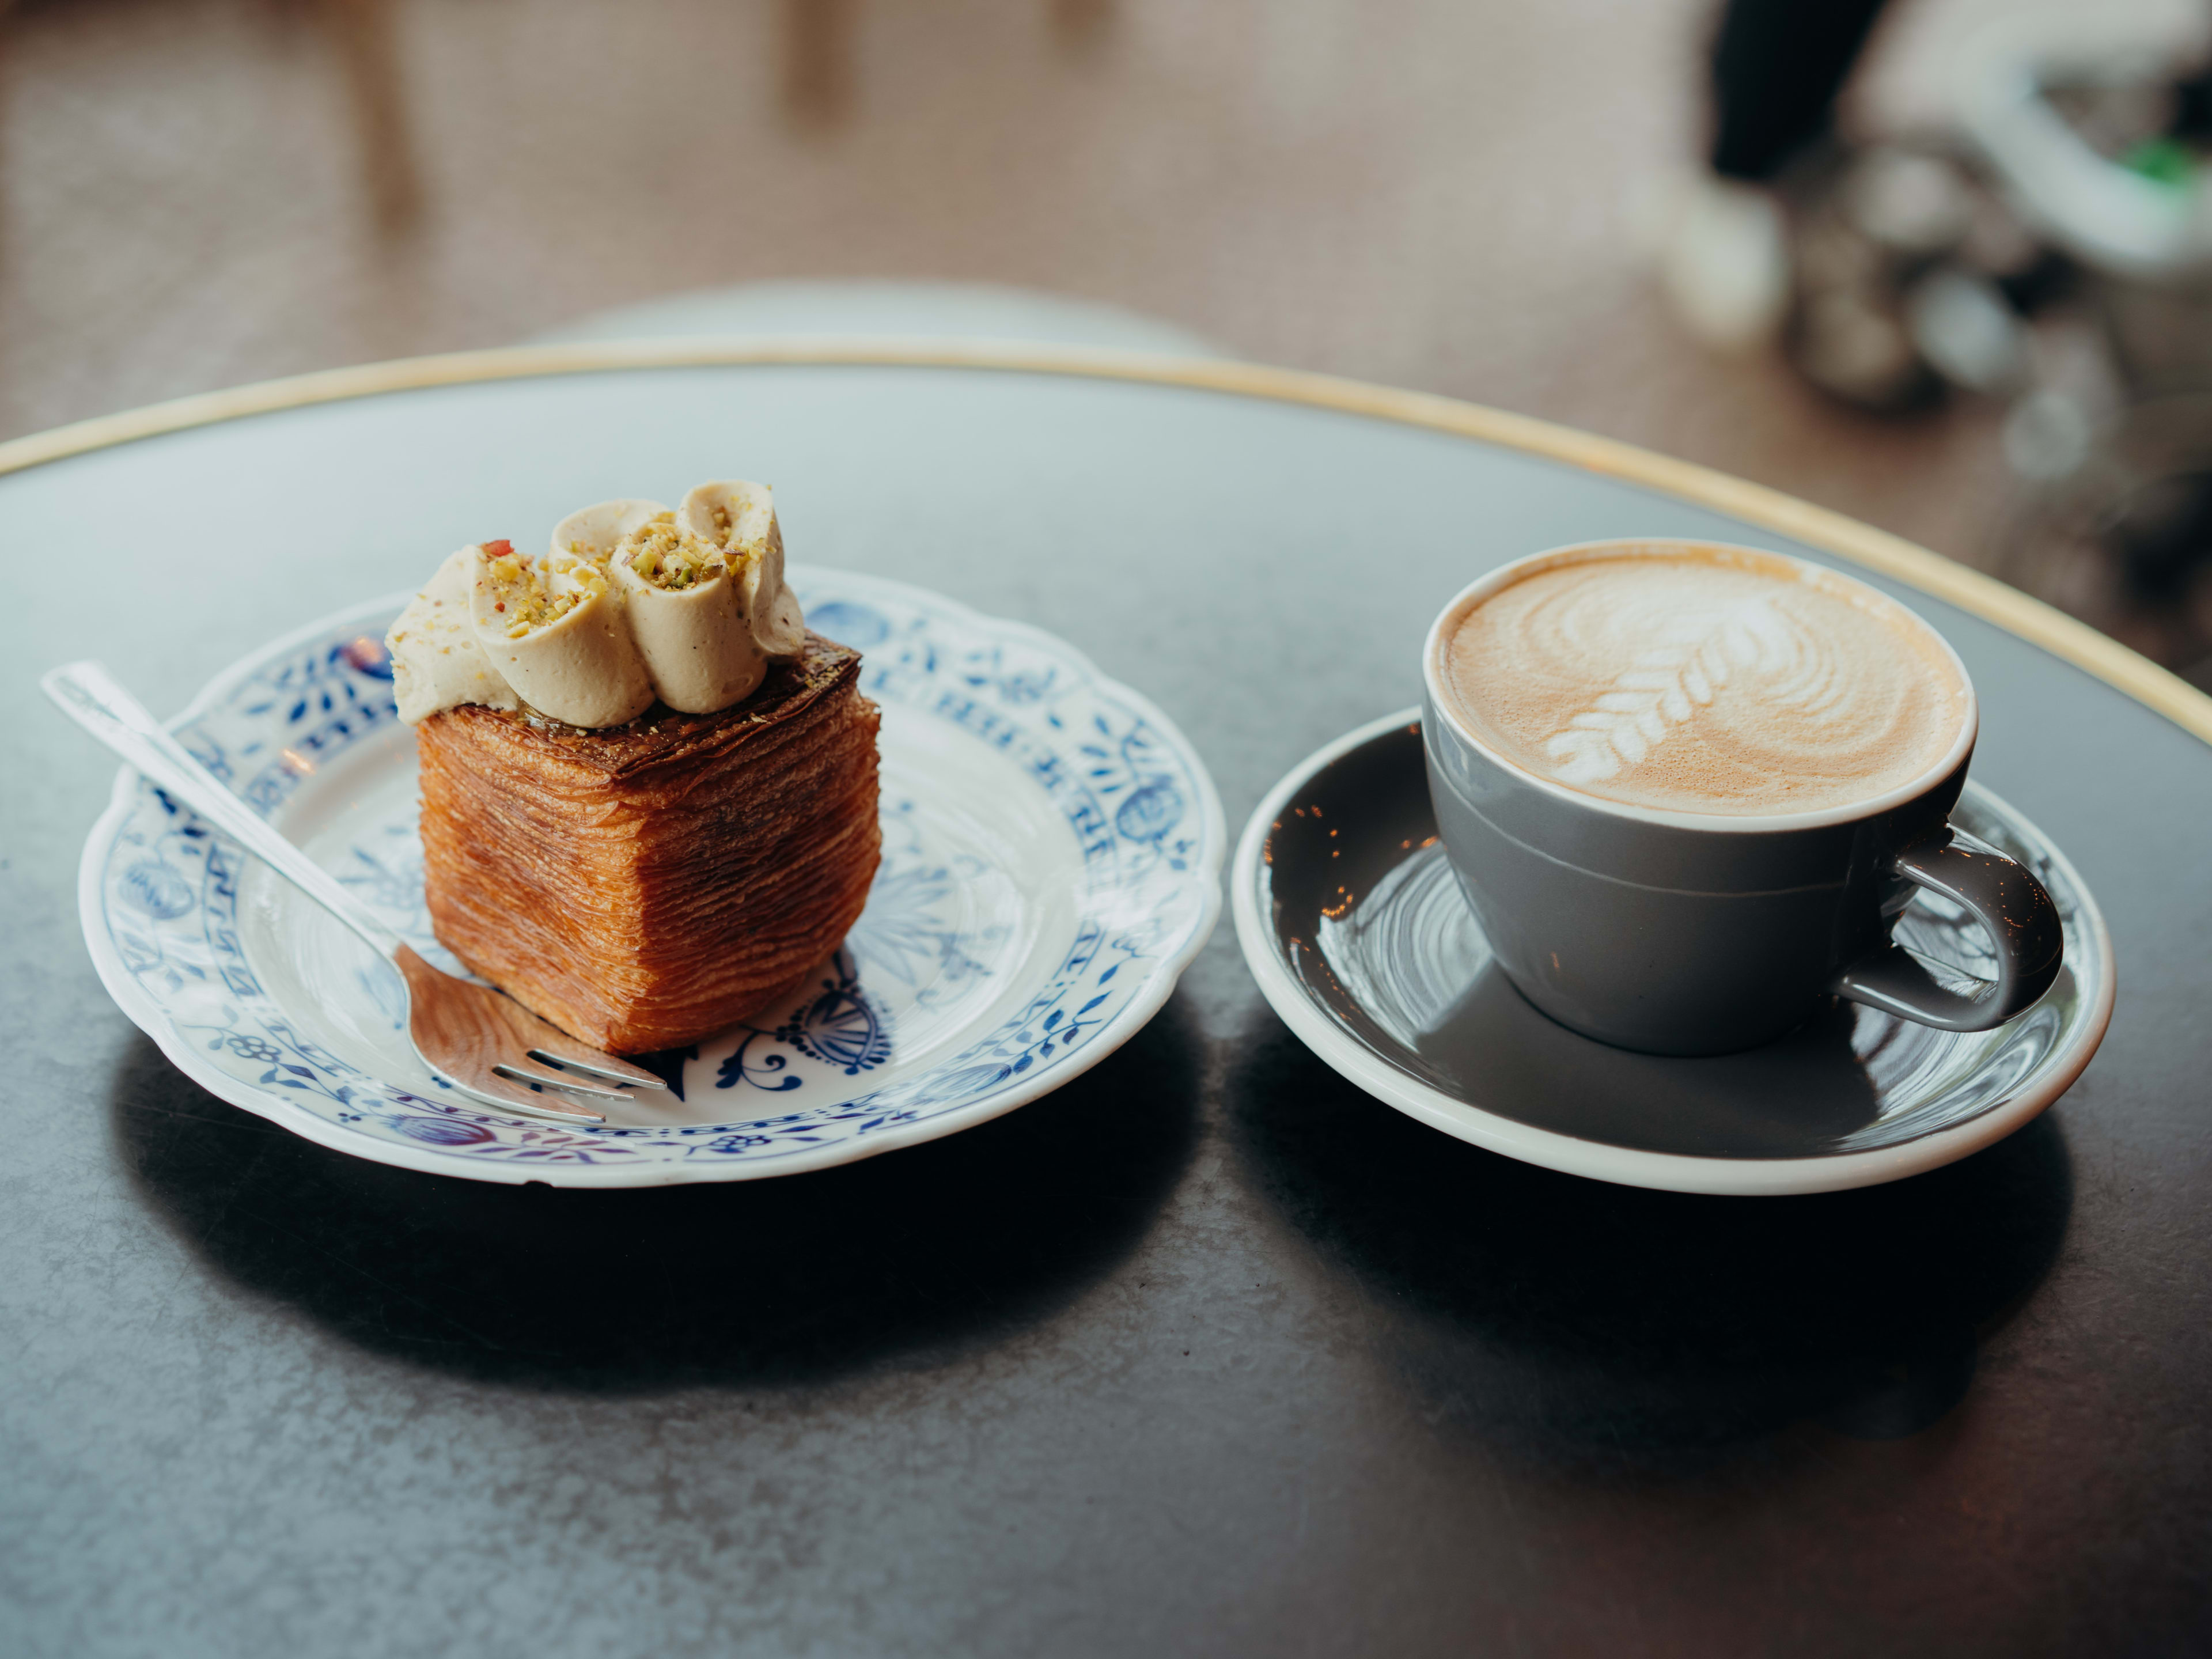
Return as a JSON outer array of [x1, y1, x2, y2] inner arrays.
[[493, 1054, 637, 1102], [448, 1071, 608, 1125], [516, 1024, 669, 1089], [391, 944, 652, 1118]]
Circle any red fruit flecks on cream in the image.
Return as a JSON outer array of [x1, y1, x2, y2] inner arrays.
[[482, 539, 514, 559]]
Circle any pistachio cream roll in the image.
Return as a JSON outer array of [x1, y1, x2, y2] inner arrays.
[[466, 543, 654, 729], [546, 498, 669, 568], [388, 546, 524, 724], [385, 480, 811, 730], [680, 481, 807, 658], [609, 512, 768, 713]]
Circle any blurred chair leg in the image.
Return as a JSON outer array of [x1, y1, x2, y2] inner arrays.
[[783, 0, 855, 128], [321, 0, 422, 232], [1051, 0, 1111, 53]]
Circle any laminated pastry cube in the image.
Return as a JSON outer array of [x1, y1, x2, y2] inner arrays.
[[415, 633, 881, 1053]]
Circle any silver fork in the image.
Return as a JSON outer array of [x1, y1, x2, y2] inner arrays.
[[43, 661, 668, 1126]]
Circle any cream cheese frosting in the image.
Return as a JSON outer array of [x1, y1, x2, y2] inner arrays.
[[387, 481, 807, 728]]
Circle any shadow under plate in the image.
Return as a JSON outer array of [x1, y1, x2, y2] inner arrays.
[[108, 995, 1202, 1394]]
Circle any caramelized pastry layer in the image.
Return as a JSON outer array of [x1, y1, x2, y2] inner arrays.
[[415, 634, 882, 1053]]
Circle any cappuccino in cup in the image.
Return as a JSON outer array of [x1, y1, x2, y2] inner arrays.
[[1421, 539, 2061, 1055], [1435, 544, 1972, 817]]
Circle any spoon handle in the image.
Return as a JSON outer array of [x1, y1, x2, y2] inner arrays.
[[43, 661, 408, 962]]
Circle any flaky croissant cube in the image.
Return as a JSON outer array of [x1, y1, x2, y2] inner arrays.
[[415, 633, 881, 1054]]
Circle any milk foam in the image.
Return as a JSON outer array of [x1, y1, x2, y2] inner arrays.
[[1438, 548, 1969, 816]]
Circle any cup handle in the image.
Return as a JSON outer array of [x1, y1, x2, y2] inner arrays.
[[1828, 827, 2065, 1032]]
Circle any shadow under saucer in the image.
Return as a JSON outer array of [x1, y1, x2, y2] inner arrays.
[[108, 996, 1203, 1395], [1227, 1009, 2073, 1468]]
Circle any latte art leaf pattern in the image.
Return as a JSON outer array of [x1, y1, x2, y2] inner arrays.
[[1541, 601, 1785, 784], [1441, 551, 1970, 816]]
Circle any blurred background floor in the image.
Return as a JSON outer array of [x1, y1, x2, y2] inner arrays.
[[0, 0, 2183, 565]]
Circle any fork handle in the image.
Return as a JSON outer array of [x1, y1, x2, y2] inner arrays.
[[43, 661, 408, 963]]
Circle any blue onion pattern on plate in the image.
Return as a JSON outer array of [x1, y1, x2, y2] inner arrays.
[[78, 573, 1224, 1186]]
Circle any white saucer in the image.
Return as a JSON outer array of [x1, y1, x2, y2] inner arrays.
[[1232, 710, 2115, 1196], [80, 571, 1223, 1186]]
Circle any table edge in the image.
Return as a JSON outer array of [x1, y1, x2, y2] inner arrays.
[[7, 337, 2206, 745]]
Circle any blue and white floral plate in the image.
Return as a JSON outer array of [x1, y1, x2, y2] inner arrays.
[[79, 571, 1224, 1186]]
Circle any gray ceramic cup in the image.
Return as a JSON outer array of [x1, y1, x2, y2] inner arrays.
[[1420, 540, 2065, 1056]]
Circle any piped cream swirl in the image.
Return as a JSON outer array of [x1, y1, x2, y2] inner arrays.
[[386, 480, 806, 728], [1438, 548, 1970, 816]]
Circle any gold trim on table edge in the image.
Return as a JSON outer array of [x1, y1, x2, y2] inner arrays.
[[7, 336, 2209, 745]]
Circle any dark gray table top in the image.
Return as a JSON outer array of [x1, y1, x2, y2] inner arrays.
[[6, 353, 2209, 1657]]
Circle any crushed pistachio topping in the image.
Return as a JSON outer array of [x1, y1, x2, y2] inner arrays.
[[483, 546, 596, 638], [618, 512, 728, 592], [704, 501, 767, 562]]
